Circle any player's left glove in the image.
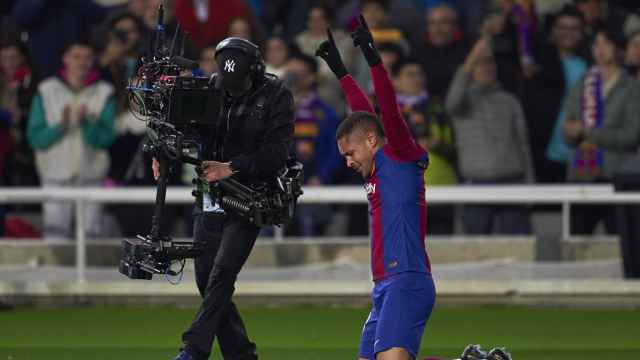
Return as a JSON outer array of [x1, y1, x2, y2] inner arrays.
[[351, 14, 381, 67], [487, 347, 512, 360]]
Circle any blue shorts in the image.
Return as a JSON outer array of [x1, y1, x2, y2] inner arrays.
[[358, 272, 436, 360]]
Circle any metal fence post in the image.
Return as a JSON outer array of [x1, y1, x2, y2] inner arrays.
[[274, 225, 284, 242], [562, 201, 571, 240], [75, 199, 86, 283]]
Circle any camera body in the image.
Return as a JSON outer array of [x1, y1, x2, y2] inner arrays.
[[119, 235, 203, 279]]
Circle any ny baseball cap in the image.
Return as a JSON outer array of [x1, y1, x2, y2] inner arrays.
[[215, 48, 252, 94]]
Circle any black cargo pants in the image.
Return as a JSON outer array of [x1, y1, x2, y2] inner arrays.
[[182, 208, 260, 360]]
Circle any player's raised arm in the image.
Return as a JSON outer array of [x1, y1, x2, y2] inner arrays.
[[352, 15, 423, 160], [316, 28, 374, 114]]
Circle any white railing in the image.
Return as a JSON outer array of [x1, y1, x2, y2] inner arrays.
[[2, 184, 640, 283]]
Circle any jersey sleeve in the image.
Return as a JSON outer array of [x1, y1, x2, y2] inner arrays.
[[338, 74, 375, 113], [370, 63, 424, 161]]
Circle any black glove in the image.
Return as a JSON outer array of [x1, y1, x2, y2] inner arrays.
[[351, 14, 381, 67], [315, 28, 348, 79]]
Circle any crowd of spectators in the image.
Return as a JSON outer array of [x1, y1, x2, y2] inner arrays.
[[1, 0, 639, 239]]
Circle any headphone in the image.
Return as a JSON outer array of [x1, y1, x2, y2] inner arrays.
[[215, 37, 265, 81]]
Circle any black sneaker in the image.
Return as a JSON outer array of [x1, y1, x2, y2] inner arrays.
[[486, 348, 512, 360], [460, 344, 488, 360]]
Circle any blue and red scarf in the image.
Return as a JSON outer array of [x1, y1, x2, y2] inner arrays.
[[573, 67, 604, 179], [511, 0, 535, 66]]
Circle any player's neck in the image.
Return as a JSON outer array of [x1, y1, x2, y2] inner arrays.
[[372, 139, 385, 154]]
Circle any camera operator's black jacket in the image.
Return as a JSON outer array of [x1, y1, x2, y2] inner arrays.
[[206, 73, 295, 183]]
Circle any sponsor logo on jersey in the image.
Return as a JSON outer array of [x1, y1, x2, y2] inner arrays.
[[364, 182, 376, 195]]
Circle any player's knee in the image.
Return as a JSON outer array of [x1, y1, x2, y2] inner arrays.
[[376, 347, 412, 360]]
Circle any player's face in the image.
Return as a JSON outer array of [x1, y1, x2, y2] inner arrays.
[[337, 131, 377, 179]]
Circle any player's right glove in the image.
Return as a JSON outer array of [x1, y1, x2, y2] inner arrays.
[[487, 347, 512, 360], [315, 28, 349, 79]]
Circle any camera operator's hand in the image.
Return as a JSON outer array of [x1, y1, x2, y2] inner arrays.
[[315, 28, 349, 79], [152, 157, 160, 180], [201, 161, 234, 182], [351, 15, 381, 67]]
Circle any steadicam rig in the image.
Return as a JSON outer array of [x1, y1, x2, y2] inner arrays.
[[119, 3, 303, 281]]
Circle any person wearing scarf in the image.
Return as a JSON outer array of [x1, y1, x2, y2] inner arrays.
[[563, 28, 640, 235], [393, 58, 457, 234]]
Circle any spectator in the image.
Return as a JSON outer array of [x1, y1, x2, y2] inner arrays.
[[129, 0, 175, 33], [127, 0, 149, 21], [377, 42, 405, 72], [0, 86, 13, 190], [415, 3, 469, 100], [351, 0, 412, 89], [11, 0, 110, 78], [98, 12, 144, 114], [283, 53, 341, 236], [295, 5, 354, 116], [0, 42, 37, 187], [124, 0, 193, 60], [392, 58, 457, 234], [455, 0, 494, 41], [196, 45, 218, 77], [174, 0, 257, 50], [0, 115, 8, 236], [360, 0, 410, 52], [524, 5, 588, 183], [226, 16, 265, 46], [260, 0, 317, 42], [574, 0, 628, 43], [359, 42, 404, 95], [563, 28, 640, 234], [295, 5, 355, 71], [26, 41, 116, 239], [265, 35, 290, 78], [0, 1, 20, 46], [97, 12, 147, 187], [479, 0, 536, 95], [227, 17, 252, 40], [625, 30, 640, 79], [445, 39, 534, 234]]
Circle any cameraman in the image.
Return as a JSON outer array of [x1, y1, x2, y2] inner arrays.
[[153, 37, 294, 360]]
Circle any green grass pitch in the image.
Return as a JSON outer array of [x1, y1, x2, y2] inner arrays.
[[0, 305, 638, 359]]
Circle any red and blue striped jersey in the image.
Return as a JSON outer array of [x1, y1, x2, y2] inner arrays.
[[340, 64, 431, 281]]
